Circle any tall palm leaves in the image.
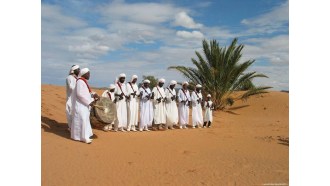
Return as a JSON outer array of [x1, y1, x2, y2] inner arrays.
[[168, 38, 272, 110]]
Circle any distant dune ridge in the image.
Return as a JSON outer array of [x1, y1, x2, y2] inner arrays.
[[41, 84, 288, 185]]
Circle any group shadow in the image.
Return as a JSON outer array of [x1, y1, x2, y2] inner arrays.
[[41, 116, 70, 139]]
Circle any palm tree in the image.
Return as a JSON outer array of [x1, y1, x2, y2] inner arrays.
[[168, 38, 272, 110]]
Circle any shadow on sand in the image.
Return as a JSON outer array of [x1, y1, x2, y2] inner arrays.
[[223, 105, 250, 115], [41, 116, 70, 139]]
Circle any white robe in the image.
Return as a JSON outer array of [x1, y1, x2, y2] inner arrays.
[[101, 90, 115, 125], [165, 87, 178, 127], [65, 75, 77, 129], [71, 79, 94, 142], [126, 82, 140, 129], [152, 86, 167, 124], [178, 89, 191, 125], [139, 87, 153, 129], [115, 82, 128, 129], [204, 100, 213, 122], [191, 91, 203, 127]]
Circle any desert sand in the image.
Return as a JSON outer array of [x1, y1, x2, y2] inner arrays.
[[41, 84, 288, 186]]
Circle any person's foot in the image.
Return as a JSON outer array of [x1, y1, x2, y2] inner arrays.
[[192, 126, 195, 129], [203, 126, 206, 128], [179, 126, 183, 129], [85, 139, 93, 144], [184, 125, 187, 129], [208, 126, 211, 128], [131, 128, 137, 132], [127, 128, 131, 132], [139, 129, 143, 132], [90, 134, 98, 139], [170, 127, 174, 130]]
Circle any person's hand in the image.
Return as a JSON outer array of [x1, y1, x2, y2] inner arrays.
[[163, 97, 167, 102], [119, 95, 123, 100], [197, 99, 200, 104], [157, 98, 161, 103], [89, 100, 96, 107], [93, 93, 100, 100], [121, 92, 124, 96]]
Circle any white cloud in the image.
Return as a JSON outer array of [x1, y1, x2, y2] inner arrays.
[[242, 35, 289, 65], [241, 1, 288, 35], [173, 11, 203, 29], [176, 30, 204, 39], [99, 2, 184, 24]]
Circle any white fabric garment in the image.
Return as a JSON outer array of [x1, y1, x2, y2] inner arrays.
[[139, 86, 153, 129], [114, 82, 128, 129], [178, 88, 191, 126], [101, 90, 116, 129], [71, 79, 94, 142], [191, 90, 203, 127], [152, 86, 167, 124], [204, 100, 213, 122], [65, 74, 77, 129], [165, 87, 178, 127], [126, 82, 140, 129]]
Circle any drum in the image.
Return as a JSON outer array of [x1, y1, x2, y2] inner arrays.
[[90, 97, 117, 129]]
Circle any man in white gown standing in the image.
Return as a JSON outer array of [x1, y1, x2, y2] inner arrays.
[[191, 84, 203, 128], [101, 84, 116, 131], [71, 68, 99, 144], [203, 94, 214, 128], [126, 75, 140, 132], [178, 81, 191, 129], [164, 80, 178, 130], [139, 79, 153, 131], [114, 73, 129, 132], [152, 78, 167, 130], [65, 65, 80, 131]]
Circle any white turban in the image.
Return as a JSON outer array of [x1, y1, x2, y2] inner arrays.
[[109, 84, 116, 89], [182, 81, 189, 86], [71, 65, 79, 71], [78, 68, 89, 77], [170, 80, 177, 85], [143, 79, 150, 84], [119, 73, 126, 78], [158, 78, 165, 83], [207, 94, 211, 97], [196, 84, 202, 88], [131, 75, 138, 81]]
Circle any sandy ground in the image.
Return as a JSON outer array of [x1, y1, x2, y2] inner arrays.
[[41, 84, 288, 186]]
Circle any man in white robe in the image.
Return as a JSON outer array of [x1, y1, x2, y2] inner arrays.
[[152, 78, 167, 130], [203, 94, 214, 128], [165, 80, 179, 129], [164, 80, 178, 130], [65, 65, 80, 131], [71, 68, 99, 144], [101, 84, 116, 131], [139, 79, 153, 131], [191, 84, 203, 128], [114, 73, 129, 132], [126, 75, 140, 132], [178, 81, 191, 129]]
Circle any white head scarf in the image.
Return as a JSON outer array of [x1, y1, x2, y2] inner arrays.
[[69, 65, 79, 74], [170, 80, 177, 85], [119, 73, 126, 78], [131, 75, 138, 82], [78, 68, 89, 77], [158, 78, 165, 83], [143, 79, 150, 84], [182, 81, 189, 86], [109, 84, 116, 90], [207, 94, 211, 97], [196, 84, 202, 88]]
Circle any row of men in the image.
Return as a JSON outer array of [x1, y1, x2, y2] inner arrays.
[[66, 65, 214, 144]]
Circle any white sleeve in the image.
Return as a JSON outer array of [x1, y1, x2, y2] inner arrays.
[[76, 80, 93, 106], [178, 90, 183, 102], [191, 92, 197, 103]]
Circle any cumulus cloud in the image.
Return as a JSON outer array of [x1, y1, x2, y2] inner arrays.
[[173, 11, 203, 29], [240, 1, 288, 35], [176, 30, 204, 39]]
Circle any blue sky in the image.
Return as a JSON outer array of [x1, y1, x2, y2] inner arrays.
[[41, 0, 288, 90]]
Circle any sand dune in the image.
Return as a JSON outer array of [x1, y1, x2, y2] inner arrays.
[[41, 84, 288, 185]]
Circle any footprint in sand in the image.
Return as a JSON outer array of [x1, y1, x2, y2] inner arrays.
[[127, 162, 133, 165]]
